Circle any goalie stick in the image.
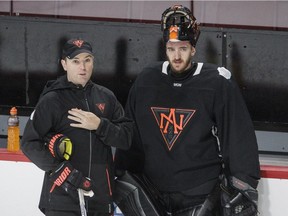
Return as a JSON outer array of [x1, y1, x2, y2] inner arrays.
[[78, 189, 94, 216], [78, 189, 87, 216]]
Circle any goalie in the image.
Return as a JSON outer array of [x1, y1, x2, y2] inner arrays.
[[114, 5, 260, 216]]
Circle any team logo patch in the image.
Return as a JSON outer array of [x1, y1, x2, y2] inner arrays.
[[169, 26, 179, 41], [96, 103, 105, 113], [151, 107, 196, 151], [73, 39, 84, 48]]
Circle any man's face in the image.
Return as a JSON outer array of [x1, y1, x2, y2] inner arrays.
[[166, 41, 196, 73], [61, 53, 94, 87]]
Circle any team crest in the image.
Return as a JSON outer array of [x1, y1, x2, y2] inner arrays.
[[96, 103, 106, 113], [151, 107, 196, 151], [73, 39, 84, 48]]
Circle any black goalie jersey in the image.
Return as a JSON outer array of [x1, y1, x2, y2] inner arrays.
[[115, 61, 260, 193]]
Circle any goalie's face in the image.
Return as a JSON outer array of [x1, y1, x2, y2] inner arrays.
[[166, 40, 196, 73], [61, 53, 94, 87]]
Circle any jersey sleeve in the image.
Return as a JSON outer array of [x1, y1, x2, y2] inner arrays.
[[114, 82, 145, 174], [215, 68, 260, 188]]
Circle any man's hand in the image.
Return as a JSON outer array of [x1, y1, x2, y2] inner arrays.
[[68, 108, 101, 130]]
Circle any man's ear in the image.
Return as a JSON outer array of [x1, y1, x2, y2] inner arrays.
[[61, 59, 67, 71], [191, 47, 196, 56]]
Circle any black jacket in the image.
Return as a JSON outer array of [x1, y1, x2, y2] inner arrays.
[[21, 75, 133, 213], [115, 61, 260, 193]]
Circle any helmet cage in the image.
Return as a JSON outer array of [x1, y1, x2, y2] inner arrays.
[[161, 5, 200, 47]]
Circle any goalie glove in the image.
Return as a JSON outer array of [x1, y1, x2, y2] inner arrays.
[[49, 161, 94, 200], [221, 176, 258, 216], [47, 134, 72, 161]]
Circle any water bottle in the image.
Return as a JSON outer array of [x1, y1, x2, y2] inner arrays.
[[7, 107, 20, 152]]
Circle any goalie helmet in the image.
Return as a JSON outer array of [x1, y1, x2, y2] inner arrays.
[[161, 5, 200, 47]]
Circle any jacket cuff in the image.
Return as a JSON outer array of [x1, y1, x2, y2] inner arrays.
[[95, 117, 107, 137]]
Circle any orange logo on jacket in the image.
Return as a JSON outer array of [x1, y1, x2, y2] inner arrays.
[[151, 107, 196, 151], [96, 103, 106, 113]]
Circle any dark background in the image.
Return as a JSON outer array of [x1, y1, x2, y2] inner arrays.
[[0, 16, 288, 132]]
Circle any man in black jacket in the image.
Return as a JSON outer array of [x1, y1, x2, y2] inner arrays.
[[21, 38, 133, 216], [114, 5, 260, 216]]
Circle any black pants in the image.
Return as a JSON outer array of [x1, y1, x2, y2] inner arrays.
[[160, 191, 220, 216], [45, 210, 112, 216]]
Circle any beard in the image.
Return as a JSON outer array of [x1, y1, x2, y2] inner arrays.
[[168, 58, 192, 74]]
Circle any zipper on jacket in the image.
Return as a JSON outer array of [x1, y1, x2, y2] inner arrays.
[[83, 91, 92, 178], [84, 89, 92, 211], [83, 88, 112, 213]]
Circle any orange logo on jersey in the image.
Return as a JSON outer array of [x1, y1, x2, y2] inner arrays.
[[151, 107, 196, 151], [73, 39, 84, 48], [96, 103, 106, 113]]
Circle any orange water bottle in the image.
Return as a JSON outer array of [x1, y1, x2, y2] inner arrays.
[[7, 107, 20, 152]]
